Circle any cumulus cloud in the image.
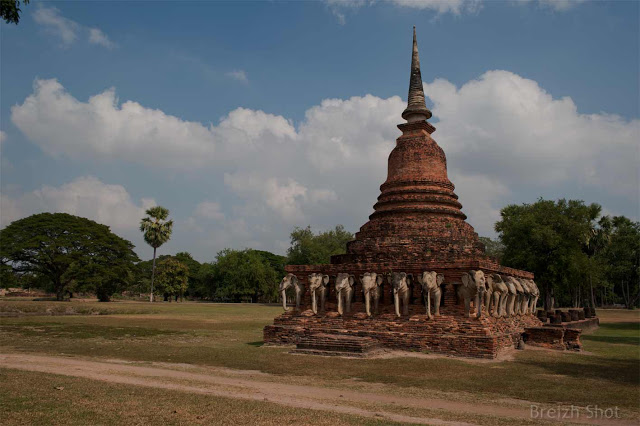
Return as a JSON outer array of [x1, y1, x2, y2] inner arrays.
[[33, 6, 115, 49], [11, 79, 295, 170], [10, 71, 638, 254], [0, 176, 155, 233], [424, 70, 639, 199], [0, 130, 7, 145], [225, 70, 248, 83]]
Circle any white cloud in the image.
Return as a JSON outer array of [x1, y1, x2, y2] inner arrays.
[[390, 0, 481, 15], [88, 27, 116, 49], [424, 70, 640, 201], [11, 79, 296, 170], [0, 130, 7, 145], [33, 6, 79, 46], [33, 6, 114, 49], [194, 201, 225, 220], [0, 176, 155, 233], [225, 70, 248, 83], [10, 71, 638, 254], [530, 0, 587, 12]]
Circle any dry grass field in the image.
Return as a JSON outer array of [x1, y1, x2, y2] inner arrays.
[[1, 300, 638, 425]]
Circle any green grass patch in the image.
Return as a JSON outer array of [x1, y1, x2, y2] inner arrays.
[[0, 369, 393, 426], [1, 301, 638, 417]]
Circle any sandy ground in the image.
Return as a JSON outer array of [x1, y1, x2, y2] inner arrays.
[[1, 353, 635, 426]]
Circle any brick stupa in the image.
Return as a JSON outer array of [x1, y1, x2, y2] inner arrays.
[[264, 28, 540, 359]]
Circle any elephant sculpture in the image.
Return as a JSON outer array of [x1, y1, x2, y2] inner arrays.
[[417, 271, 444, 319], [335, 273, 355, 316], [501, 275, 518, 316], [527, 279, 540, 313], [308, 273, 330, 314], [459, 270, 486, 318], [518, 278, 532, 315], [279, 273, 303, 311], [360, 272, 383, 317], [512, 278, 524, 315], [390, 272, 412, 317], [486, 273, 508, 317]]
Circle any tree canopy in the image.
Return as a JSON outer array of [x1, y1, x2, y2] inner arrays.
[[199, 249, 279, 303], [0, 213, 138, 301], [495, 198, 639, 309], [1, 0, 29, 24], [154, 258, 189, 302], [286, 225, 353, 265]]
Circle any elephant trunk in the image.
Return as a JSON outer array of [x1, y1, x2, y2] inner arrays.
[[311, 290, 317, 314], [337, 290, 343, 316], [281, 289, 288, 311], [426, 289, 432, 319], [394, 291, 400, 318], [365, 291, 371, 317], [475, 290, 483, 319]]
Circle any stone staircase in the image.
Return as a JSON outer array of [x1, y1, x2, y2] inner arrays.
[[292, 333, 383, 357]]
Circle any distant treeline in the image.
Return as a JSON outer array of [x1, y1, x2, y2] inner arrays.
[[1, 201, 638, 309]]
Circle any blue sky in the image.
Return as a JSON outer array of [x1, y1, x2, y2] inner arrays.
[[1, 0, 638, 262]]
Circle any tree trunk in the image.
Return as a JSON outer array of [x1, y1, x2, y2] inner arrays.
[[590, 274, 595, 308], [150, 247, 157, 302]]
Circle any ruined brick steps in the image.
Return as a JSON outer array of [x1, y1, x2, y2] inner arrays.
[[292, 333, 383, 357]]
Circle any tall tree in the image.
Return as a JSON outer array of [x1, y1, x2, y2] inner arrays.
[[139, 206, 173, 302], [154, 258, 189, 302], [287, 225, 353, 265], [0, 213, 138, 300], [1, 0, 29, 24]]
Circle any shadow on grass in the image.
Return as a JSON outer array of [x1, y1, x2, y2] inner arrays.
[[582, 335, 639, 346], [519, 353, 639, 387], [247, 341, 264, 347]]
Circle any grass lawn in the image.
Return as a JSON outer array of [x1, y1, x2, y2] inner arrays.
[[1, 299, 639, 423]]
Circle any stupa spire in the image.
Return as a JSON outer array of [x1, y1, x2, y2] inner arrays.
[[401, 26, 432, 122]]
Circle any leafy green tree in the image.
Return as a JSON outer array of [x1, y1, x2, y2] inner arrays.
[[140, 206, 173, 302], [202, 249, 278, 302], [174, 251, 202, 296], [0, 213, 138, 300], [154, 258, 189, 302], [600, 216, 640, 309], [479, 236, 504, 263], [287, 225, 353, 265], [253, 250, 286, 279], [495, 199, 601, 309], [1, 0, 29, 25]]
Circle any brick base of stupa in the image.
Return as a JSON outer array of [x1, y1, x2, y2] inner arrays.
[[264, 300, 543, 359]]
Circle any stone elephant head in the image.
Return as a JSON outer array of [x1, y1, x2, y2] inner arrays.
[[308, 273, 330, 314], [390, 272, 412, 317], [335, 273, 355, 316], [459, 270, 485, 318], [417, 271, 443, 319], [279, 274, 302, 311], [360, 272, 383, 317]]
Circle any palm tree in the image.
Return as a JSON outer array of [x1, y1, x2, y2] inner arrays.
[[140, 206, 173, 302]]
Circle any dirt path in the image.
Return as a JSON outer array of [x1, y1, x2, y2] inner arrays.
[[0, 353, 634, 426]]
